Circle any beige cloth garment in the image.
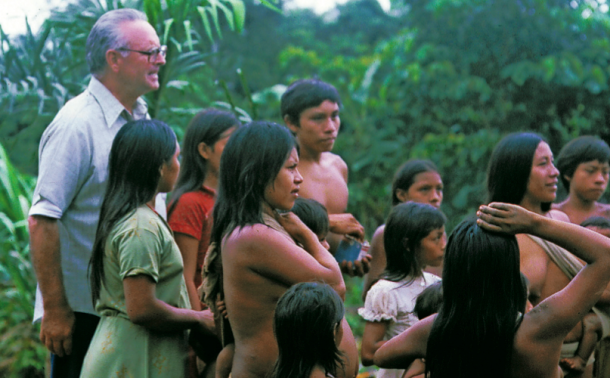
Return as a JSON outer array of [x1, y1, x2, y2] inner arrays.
[[526, 235, 610, 339]]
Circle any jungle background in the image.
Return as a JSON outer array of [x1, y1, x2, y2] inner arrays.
[[2, 0, 610, 376]]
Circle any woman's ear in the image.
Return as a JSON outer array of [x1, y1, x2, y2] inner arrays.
[[401, 237, 410, 251], [198, 142, 211, 159], [395, 189, 409, 203]]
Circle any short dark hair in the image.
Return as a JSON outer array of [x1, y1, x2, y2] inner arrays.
[[291, 198, 329, 236], [581, 216, 610, 230], [391, 160, 440, 206], [556, 136, 610, 191], [270, 282, 345, 378], [487, 132, 552, 212], [280, 79, 342, 125], [383, 202, 446, 283], [414, 281, 443, 320]]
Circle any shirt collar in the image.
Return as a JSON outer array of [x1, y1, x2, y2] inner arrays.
[[87, 77, 149, 127]]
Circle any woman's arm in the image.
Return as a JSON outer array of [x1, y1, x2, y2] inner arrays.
[[374, 315, 435, 369], [478, 203, 610, 340], [124, 274, 215, 334], [174, 233, 202, 311], [361, 321, 389, 366], [226, 213, 345, 297]]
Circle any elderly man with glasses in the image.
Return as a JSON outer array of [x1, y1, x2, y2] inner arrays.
[[28, 9, 167, 378]]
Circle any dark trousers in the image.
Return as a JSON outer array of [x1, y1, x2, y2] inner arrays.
[[50, 312, 99, 378]]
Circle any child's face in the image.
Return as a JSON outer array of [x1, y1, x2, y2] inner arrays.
[[317, 234, 331, 250], [416, 226, 446, 268], [568, 160, 610, 201], [586, 225, 610, 239]]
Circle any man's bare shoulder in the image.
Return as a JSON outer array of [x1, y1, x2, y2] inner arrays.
[[595, 202, 610, 217], [320, 152, 348, 179]]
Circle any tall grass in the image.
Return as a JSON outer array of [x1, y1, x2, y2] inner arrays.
[[0, 143, 46, 377]]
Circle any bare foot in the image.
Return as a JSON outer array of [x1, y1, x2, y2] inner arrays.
[[560, 356, 587, 373]]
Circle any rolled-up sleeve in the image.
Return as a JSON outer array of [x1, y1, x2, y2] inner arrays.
[[29, 113, 92, 219]]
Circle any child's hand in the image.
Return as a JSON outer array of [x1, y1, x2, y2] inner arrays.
[[477, 203, 538, 235], [216, 294, 229, 319], [340, 251, 372, 277], [275, 211, 314, 244]]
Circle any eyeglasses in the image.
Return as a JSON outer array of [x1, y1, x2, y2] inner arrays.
[[117, 45, 167, 62]]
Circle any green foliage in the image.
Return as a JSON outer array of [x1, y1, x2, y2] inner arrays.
[[0, 143, 45, 377], [0, 0, 247, 175]]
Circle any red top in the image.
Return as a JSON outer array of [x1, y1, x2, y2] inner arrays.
[[168, 185, 216, 288]]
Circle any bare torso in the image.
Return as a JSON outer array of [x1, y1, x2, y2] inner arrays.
[[221, 222, 358, 378], [298, 152, 348, 214], [222, 230, 288, 378], [298, 152, 349, 250], [553, 200, 610, 225]]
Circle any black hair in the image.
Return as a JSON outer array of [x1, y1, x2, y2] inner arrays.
[[414, 281, 443, 320], [556, 136, 610, 191], [291, 198, 330, 237], [168, 108, 240, 216], [391, 159, 440, 206], [581, 216, 610, 230], [426, 218, 526, 378], [280, 79, 342, 126], [487, 132, 552, 212], [383, 202, 446, 283], [89, 119, 176, 304], [270, 282, 345, 378], [210, 121, 297, 247]]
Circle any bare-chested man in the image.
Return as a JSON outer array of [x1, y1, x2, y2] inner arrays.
[[488, 133, 610, 378], [281, 79, 370, 276], [553, 136, 610, 225]]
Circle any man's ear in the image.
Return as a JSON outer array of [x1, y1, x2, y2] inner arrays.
[[198, 142, 211, 159], [284, 114, 300, 134], [564, 174, 572, 183], [106, 49, 123, 73], [395, 188, 410, 203]]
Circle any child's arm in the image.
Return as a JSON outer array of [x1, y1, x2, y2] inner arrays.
[[402, 358, 426, 378], [560, 312, 603, 372], [174, 233, 203, 311], [374, 315, 435, 369], [361, 320, 390, 366], [216, 343, 234, 378]]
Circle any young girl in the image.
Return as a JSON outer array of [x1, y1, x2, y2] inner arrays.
[[168, 109, 240, 311], [363, 160, 444, 299], [359, 201, 446, 378], [270, 282, 345, 378], [374, 204, 610, 378], [82, 120, 213, 378]]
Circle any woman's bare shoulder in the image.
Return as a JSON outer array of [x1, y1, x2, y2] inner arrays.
[[224, 223, 292, 249]]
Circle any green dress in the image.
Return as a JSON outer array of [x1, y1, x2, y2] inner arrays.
[[81, 205, 191, 378]]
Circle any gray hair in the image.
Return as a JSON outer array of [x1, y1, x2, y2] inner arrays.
[[86, 9, 148, 75]]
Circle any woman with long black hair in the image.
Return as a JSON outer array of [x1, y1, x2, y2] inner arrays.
[[202, 121, 357, 378], [82, 120, 213, 378]]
